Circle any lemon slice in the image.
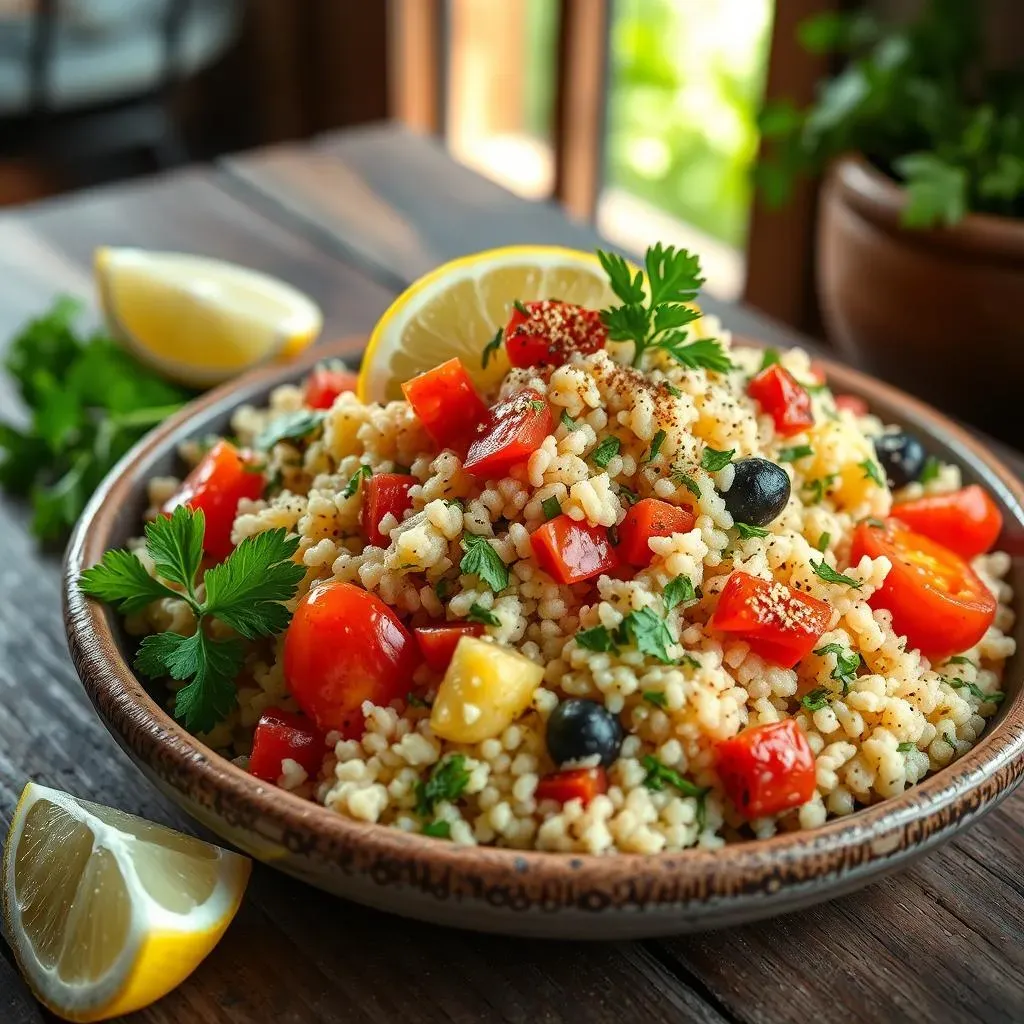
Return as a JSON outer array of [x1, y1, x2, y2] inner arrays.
[[2, 782, 251, 1022], [96, 247, 322, 388], [358, 245, 620, 403]]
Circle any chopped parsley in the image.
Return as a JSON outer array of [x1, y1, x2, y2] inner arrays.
[[481, 328, 503, 369], [679, 653, 701, 670], [859, 459, 885, 487], [422, 820, 451, 839], [575, 605, 677, 664], [642, 690, 669, 709], [560, 410, 578, 432], [616, 484, 639, 506], [700, 446, 735, 472], [342, 464, 373, 498], [920, 455, 942, 483], [664, 382, 683, 398], [947, 677, 1004, 704], [801, 474, 837, 504], [541, 495, 562, 520], [575, 624, 618, 653], [641, 755, 710, 827], [813, 643, 862, 693], [816, 531, 831, 552], [444, 497, 466, 511], [513, 298, 530, 316], [255, 409, 326, 450], [646, 429, 667, 463], [759, 348, 781, 370], [943, 732, 958, 749], [671, 468, 701, 497], [467, 603, 501, 627], [777, 444, 814, 463], [407, 692, 433, 709], [664, 574, 696, 612], [800, 687, 833, 712], [459, 534, 509, 592], [591, 436, 621, 468], [811, 560, 862, 588], [434, 578, 451, 601], [415, 755, 471, 816], [530, 400, 546, 414], [734, 522, 770, 539], [947, 655, 976, 666], [897, 741, 916, 753]]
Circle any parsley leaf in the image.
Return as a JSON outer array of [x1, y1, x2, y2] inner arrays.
[[813, 643, 862, 693], [541, 495, 562, 520], [415, 755, 471, 816], [646, 429, 667, 463], [671, 469, 701, 498], [859, 459, 885, 486], [422, 820, 451, 839], [700, 446, 735, 472], [481, 328, 504, 369], [897, 741, 916, 753], [778, 444, 814, 463], [530, 400, 546, 414], [459, 534, 509, 592], [591, 436, 621, 468], [256, 410, 325, 450], [816, 531, 831, 552], [802, 474, 837, 504], [144, 505, 205, 594], [947, 655, 976, 666], [811, 560, 862, 588], [759, 348, 781, 370], [664, 382, 683, 398], [78, 547, 180, 614], [947, 677, 1003, 704], [616, 484, 639, 506], [920, 455, 941, 484], [343, 464, 373, 498], [617, 607, 674, 664], [642, 691, 668, 708], [575, 625, 618, 653], [513, 299, 530, 316], [800, 687, 833, 712], [467, 603, 501, 627], [894, 153, 966, 228], [641, 755, 710, 811], [434, 578, 451, 601], [679, 653, 701, 670], [560, 410, 578, 432], [734, 522, 770, 539], [664, 575, 696, 611]]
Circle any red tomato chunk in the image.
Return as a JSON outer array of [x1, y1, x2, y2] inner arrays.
[[284, 580, 418, 735], [303, 366, 358, 409], [530, 515, 618, 584], [617, 498, 696, 568], [361, 473, 416, 547], [402, 358, 488, 453], [710, 571, 830, 668], [248, 707, 325, 783], [504, 299, 607, 368], [834, 393, 868, 417], [716, 720, 816, 818], [851, 518, 996, 659], [464, 389, 552, 479], [890, 485, 1002, 560], [535, 767, 608, 807], [414, 624, 484, 672], [747, 364, 814, 438], [161, 439, 264, 562]]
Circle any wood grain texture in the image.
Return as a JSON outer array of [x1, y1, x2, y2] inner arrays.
[[0, 128, 1022, 1023]]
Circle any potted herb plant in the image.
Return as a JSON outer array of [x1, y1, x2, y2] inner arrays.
[[757, 0, 1024, 442]]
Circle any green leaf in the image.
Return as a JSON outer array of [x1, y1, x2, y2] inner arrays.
[[255, 410, 326, 450], [415, 755, 471, 816], [616, 484, 639, 506], [812, 560, 862, 588], [758, 348, 781, 371], [576, 625, 618, 653], [645, 243, 704, 306], [659, 337, 733, 374], [859, 459, 885, 487], [459, 534, 509, 592], [646, 430, 667, 463], [467, 603, 501, 627], [778, 444, 814, 464], [664, 575, 696, 612], [79, 549, 180, 614], [897, 741, 916, 753], [641, 755, 709, 800], [600, 303, 651, 346], [979, 154, 1024, 204], [735, 522, 770, 539], [947, 677, 1003, 704], [343, 464, 373, 499], [816, 531, 831, 552], [422, 820, 451, 839], [700, 446, 735, 472], [802, 475, 837, 504], [920, 456, 942, 483], [481, 327, 504, 369], [797, 11, 880, 54], [651, 304, 702, 336], [800, 687, 833, 712], [591, 436, 621, 469], [596, 250, 645, 306], [144, 505, 205, 593], [560, 410, 578, 432], [758, 101, 803, 139], [671, 469, 701, 498], [895, 153, 967, 228], [617, 607, 674, 664], [679, 653, 701, 670], [434, 578, 451, 601], [642, 691, 668, 709], [202, 528, 305, 639], [813, 643, 862, 692], [407, 692, 432, 709], [664, 383, 683, 398], [947, 655, 975, 666], [513, 299, 530, 317], [541, 496, 561, 521]]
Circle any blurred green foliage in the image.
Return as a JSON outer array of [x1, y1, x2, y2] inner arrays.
[[524, 0, 773, 248]]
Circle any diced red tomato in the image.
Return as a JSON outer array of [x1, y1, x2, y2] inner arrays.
[[464, 389, 552, 479], [303, 366, 358, 409], [710, 571, 831, 668], [161, 440, 264, 562], [747, 364, 814, 438], [402, 358, 489, 453], [834, 393, 869, 417], [535, 767, 608, 806], [360, 473, 416, 547], [248, 707, 325, 783], [284, 580, 419, 735], [530, 515, 618, 584], [617, 498, 696, 568], [808, 360, 827, 384], [414, 624, 485, 672], [890, 485, 1002, 560], [850, 518, 997, 659], [716, 720, 816, 818], [504, 299, 607, 368]]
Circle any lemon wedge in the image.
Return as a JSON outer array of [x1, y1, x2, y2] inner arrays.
[[96, 247, 322, 388], [358, 245, 619, 403], [2, 782, 251, 1022]]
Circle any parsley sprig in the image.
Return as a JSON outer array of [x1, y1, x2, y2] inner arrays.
[[596, 245, 732, 373], [459, 534, 509, 592], [415, 754, 471, 816], [80, 506, 305, 733]]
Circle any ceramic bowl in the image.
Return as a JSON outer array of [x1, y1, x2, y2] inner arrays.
[[64, 338, 1024, 939]]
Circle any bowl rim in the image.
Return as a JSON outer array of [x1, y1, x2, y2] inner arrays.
[[63, 337, 1024, 909]]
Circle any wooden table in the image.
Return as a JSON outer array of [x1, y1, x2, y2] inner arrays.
[[1, 124, 1021, 1024]]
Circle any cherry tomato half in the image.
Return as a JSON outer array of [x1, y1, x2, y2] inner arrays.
[[402, 357, 488, 453], [304, 366, 358, 410], [248, 707, 325, 783], [162, 439, 264, 562], [504, 299, 607, 368], [535, 767, 608, 807], [361, 473, 416, 547], [850, 518, 997, 659], [284, 580, 418, 735], [710, 571, 831, 668], [890, 485, 1002, 560], [530, 515, 618, 584], [464, 389, 552, 479], [414, 624, 484, 672], [747, 364, 814, 438], [617, 498, 696, 568], [716, 719, 816, 818]]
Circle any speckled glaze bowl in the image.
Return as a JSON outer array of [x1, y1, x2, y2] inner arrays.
[[64, 338, 1024, 939]]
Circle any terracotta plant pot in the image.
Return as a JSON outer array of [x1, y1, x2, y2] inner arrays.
[[817, 155, 1024, 444]]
